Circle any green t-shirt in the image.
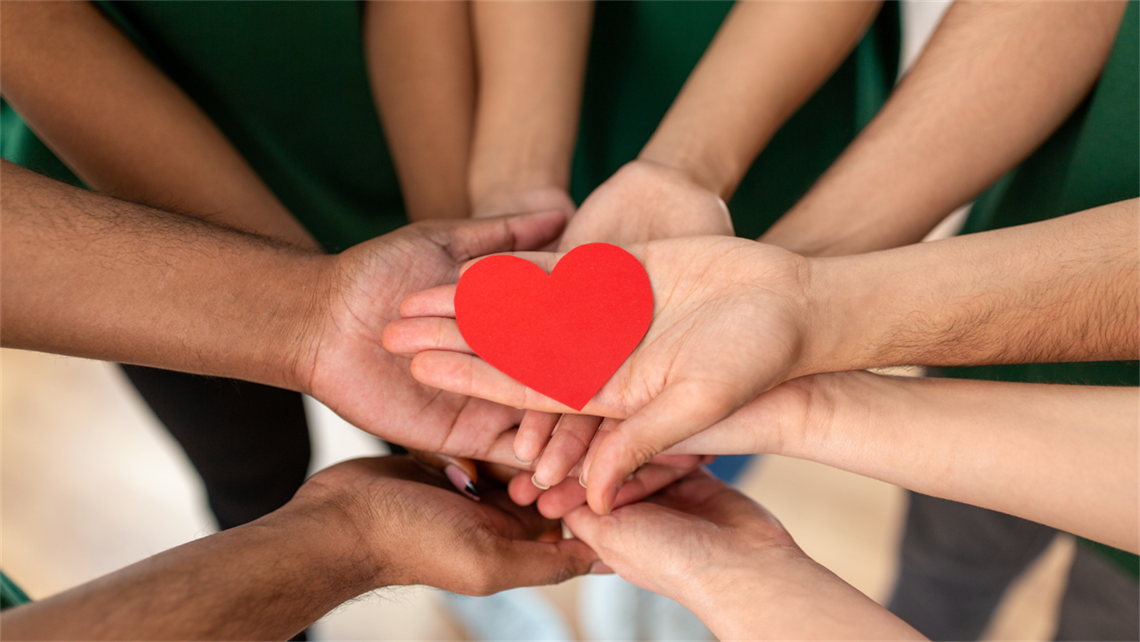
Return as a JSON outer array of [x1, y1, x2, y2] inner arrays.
[[944, 1, 1139, 577], [1, 1, 899, 251]]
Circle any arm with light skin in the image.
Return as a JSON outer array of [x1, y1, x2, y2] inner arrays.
[[761, 0, 1128, 256], [0, 161, 571, 466], [557, 1, 881, 250], [384, 199, 1139, 513], [668, 372, 1139, 554], [563, 469, 923, 640], [364, 1, 476, 222], [466, 0, 591, 221], [0, 0, 316, 249], [0, 456, 596, 640]]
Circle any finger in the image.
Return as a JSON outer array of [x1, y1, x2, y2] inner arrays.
[[458, 250, 564, 278], [535, 461, 694, 520], [382, 317, 470, 355], [509, 469, 544, 506], [585, 383, 739, 515], [398, 284, 457, 319], [438, 210, 566, 263], [410, 350, 614, 416], [533, 414, 603, 489], [408, 451, 481, 502], [515, 411, 560, 465]]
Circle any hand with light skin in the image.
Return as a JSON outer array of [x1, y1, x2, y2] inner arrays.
[[1, 455, 597, 641], [563, 469, 922, 640], [383, 202, 1137, 514]]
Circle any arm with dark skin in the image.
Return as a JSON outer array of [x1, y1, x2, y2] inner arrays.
[[0, 457, 596, 641], [0, 161, 567, 465], [0, 0, 316, 249], [761, 1, 1129, 256]]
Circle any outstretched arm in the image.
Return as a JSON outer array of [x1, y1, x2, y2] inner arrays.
[[2, 162, 571, 464], [558, 1, 880, 249], [387, 199, 1138, 512], [0, 0, 316, 248], [1, 457, 596, 640], [673, 373, 1139, 554], [761, 1, 1128, 256]]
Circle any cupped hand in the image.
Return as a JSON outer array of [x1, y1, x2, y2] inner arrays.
[[383, 236, 815, 513], [294, 455, 597, 596], [295, 212, 564, 465], [562, 469, 920, 640]]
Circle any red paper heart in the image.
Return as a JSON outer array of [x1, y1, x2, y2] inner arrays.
[[455, 243, 653, 411]]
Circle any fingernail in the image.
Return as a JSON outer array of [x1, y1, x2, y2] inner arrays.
[[579, 473, 587, 488], [531, 473, 551, 490], [589, 561, 613, 575], [514, 454, 534, 466], [445, 465, 480, 501], [625, 473, 634, 482]]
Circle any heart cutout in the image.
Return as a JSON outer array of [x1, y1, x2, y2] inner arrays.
[[455, 243, 653, 411]]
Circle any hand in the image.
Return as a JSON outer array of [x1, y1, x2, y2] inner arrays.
[[384, 236, 814, 513], [557, 159, 733, 251], [563, 469, 920, 640], [295, 212, 565, 465], [293, 455, 597, 595]]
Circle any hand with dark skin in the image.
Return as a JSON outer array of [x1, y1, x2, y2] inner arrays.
[[0, 162, 565, 466], [0, 456, 596, 641]]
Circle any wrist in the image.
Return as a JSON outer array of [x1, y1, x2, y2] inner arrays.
[[637, 139, 738, 199], [278, 253, 339, 395]]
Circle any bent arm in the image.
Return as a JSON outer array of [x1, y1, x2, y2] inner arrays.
[[0, 162, 325, 390], [639, 1, 881, 200], [762, 1, 1128, 256], [0, 0, 316, 248]]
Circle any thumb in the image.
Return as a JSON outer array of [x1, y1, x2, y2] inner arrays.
[[483, 537, 598, 592], [585, 381, 741, 515], [438, 211, 566, 262]]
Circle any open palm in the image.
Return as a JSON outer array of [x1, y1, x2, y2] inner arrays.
[[296, 213, 564, 465], [383, 236, 813, 513]]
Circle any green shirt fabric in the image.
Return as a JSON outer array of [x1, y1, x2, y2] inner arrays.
[[1, 0, 899, 250], [0, 572, 31, 610], [944, 1, 1139, 577]]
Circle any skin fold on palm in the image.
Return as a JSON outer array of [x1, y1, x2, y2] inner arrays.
[[382, 236, 814, 514], [297, 212, 568, 467]]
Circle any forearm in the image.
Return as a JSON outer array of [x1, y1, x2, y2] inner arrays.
[[0, 162, 327, 391], [685, 550, 920, 640], [804, 200, 1139, 372], [788, 372, 1138, 552], [0, 0, 315, 249], [762, 1, 1128, 256], [364, 1, 475, 221], [467, 1, 592, 215], [639, 1, 880, 200], [0, 503, 378, 640]]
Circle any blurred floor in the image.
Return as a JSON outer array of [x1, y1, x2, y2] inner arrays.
[[1, 348, 1073, 640]]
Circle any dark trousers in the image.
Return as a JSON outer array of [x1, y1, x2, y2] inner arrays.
[[889, 493, 1139, 641], [121, 365, 313, 640]]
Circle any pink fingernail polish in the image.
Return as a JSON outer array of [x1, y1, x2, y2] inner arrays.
[[445, 465, 480, 501]]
